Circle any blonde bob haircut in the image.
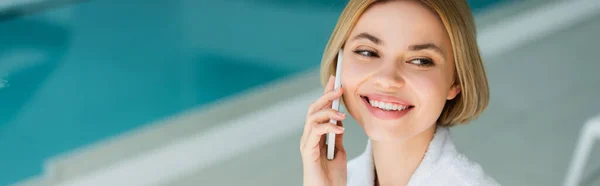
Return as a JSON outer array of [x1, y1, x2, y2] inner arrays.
[[319, 0, 489, 126]]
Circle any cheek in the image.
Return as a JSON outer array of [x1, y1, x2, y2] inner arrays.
[[341, 59, 378, 91], [340, 60, 377, 120], [343, 60, 377, 78], [408, 72, 451, 114]]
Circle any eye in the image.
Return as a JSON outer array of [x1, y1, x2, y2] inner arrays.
[[353, 50, 380, 58], [408, 58, 435, 67]]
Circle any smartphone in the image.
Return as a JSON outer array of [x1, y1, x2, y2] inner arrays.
[[327, 49, 343, 160]]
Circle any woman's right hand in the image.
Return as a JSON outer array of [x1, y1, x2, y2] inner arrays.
[[300, 75, 348, 186]]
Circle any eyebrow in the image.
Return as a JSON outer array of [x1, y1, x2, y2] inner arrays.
[[351, 32, 382, 45], [408, 43, 444, 56], [351, 32, 445, 56]]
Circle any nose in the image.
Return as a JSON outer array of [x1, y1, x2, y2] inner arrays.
[[374, 65, 405, 92]]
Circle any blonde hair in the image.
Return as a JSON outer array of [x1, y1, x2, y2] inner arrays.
[[319, 0, 489, 126]]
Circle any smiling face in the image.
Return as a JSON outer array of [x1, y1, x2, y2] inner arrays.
[[340, 0, 460, 142]]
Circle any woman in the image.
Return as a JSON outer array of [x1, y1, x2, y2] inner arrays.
[[299, 0, 500, 185]]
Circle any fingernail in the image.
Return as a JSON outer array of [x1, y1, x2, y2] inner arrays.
[[339, 127, 345, 131], [338, 112, 345, 116], [329, 75, 334, 81]]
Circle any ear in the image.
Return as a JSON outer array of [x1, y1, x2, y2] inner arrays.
[[446, 84, 461, 100]]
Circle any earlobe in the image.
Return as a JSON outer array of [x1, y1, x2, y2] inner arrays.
[[446, 84, 461, 100]]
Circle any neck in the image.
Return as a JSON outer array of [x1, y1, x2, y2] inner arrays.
[[371, 125, 437, 186]]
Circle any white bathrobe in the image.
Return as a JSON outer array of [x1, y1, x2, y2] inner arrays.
[[346, 126, 501, 186]]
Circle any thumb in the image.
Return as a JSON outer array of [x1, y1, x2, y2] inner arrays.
[[335, 120, 345, 151]]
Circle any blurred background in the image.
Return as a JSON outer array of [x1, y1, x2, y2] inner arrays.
[[1, 0, 600, 185]]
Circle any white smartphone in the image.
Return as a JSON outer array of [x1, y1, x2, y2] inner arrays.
[[327, 49, 343, 160]]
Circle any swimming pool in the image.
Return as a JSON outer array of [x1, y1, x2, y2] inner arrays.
[[0, 0, 511, 185]]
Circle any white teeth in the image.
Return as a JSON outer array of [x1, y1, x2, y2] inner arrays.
[[385, 103, 392, 110], [367, 98, 410, 111]]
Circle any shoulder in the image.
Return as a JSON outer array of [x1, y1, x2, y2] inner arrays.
[[346, 154, 363, 177], [346, 141, 376, 186], [412, 127, 501, 186], [435, 152, 501, 186], [347, 140, 374, 177], [424, 127, 501, 186]]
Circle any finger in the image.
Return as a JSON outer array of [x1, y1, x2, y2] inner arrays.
[[304, 123, 344, 151], [319, 120, 343, 148], [320, 136, 345, 160], [333, 132, 346, 160], [307, 108, 346, 126], [323, 75, 334, 94], [334, 120, 345, 150], [307, 88, 344, 114], [319, 124, 343, 158], [322, 121, 345, 157], [303, 107, 344, 139], [319, 133, 326, 152]]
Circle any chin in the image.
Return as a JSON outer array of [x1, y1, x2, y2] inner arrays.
[[360, 118, 436, 143], [361, 120, 413, 142]]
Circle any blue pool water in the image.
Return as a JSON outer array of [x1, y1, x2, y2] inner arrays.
[[0, 0, 510, 185]]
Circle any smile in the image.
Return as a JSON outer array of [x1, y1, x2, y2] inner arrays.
[[360, 95, 415, 120]]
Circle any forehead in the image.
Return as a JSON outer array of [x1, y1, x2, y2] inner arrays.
[[350, 1, 450, 49]]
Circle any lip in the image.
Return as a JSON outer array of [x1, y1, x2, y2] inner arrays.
[[361, 93, 413, 106], [360, 94, 414, 120]]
